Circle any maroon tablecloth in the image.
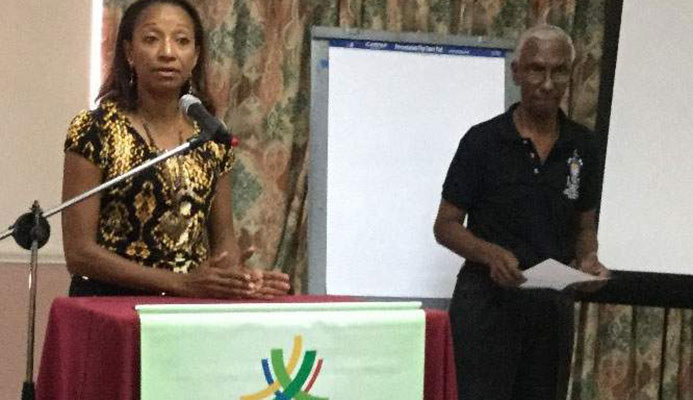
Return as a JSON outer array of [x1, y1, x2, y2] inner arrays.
[[36, 295, 457, 399]]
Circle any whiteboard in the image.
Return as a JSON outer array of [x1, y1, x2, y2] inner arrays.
[[308, 28, 516, 298], [598, 1, 693, 276]]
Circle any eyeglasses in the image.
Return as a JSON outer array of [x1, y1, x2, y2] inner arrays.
[[522, 66, 572, 85]]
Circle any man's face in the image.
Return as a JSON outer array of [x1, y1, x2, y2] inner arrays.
[[512, 37, 573, 117]]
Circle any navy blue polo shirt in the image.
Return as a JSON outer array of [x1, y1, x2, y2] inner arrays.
[[442, 103, 600, 270]]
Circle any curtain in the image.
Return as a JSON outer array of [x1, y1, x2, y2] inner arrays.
[[101, 0, 692, 398]]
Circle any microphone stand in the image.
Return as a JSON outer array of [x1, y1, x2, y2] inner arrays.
[[0, 134, 212, 400]]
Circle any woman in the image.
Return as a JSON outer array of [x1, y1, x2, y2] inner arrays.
[[62, 0, 290, 298]]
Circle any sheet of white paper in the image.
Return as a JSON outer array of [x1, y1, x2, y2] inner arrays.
[[520, 259, 608, 291]]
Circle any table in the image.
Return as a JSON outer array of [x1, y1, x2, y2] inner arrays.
[[36, 296, 457, 399]]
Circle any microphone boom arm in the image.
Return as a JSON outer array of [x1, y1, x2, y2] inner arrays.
[[0, 141, 193, 242], [1, 137, 198, 400], [2, 96, 229, 400]]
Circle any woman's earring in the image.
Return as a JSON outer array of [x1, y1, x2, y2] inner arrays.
[[129, 69, 135, 87], [187, 79, 194, 95]]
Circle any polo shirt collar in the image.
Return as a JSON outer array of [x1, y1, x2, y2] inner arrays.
[[501, 102, 578, 147]]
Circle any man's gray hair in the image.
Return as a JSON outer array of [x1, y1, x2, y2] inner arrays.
[[513, 24, 576, 63]]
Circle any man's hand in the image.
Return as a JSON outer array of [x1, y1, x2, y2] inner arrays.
[[578, 252, 610, 277], [483, 244, 526, 287], [573, 252, 610, 292]]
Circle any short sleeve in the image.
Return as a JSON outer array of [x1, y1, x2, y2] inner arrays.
[[441, 128, 483, 211], [575, 133, 601, 211], [211, 141, 235, 176], [64, 109, 105, 168]]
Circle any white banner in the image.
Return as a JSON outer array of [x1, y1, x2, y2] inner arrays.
[[137, 302, 425, 400]]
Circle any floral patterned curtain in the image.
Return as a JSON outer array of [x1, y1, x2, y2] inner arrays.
[[100, 0, 692, 398]]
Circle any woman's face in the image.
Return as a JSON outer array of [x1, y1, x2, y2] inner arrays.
[[125, 3, 199, 96]]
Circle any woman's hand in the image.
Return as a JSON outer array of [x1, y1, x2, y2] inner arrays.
[[234, 248, 291, 299], [188, 248, 291, 299], [249, 270, 291, 300], [174, 252, 258, 298]]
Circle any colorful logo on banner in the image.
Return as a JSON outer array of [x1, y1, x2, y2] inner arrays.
[[241, 335, 328, 400]]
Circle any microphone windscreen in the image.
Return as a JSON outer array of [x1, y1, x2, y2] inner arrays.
[[179, 94, 202, 114]]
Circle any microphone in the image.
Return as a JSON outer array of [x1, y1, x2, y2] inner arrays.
[[179, 94, 237, 148]]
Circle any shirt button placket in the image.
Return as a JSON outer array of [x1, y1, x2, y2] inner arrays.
[[523, 140, 540, 176]]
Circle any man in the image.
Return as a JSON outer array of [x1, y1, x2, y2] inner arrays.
[[433, 24, 609, 400]]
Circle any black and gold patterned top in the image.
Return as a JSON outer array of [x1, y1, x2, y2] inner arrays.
[[65, 100, 234, 273]]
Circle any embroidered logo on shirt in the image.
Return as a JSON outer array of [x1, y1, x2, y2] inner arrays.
[[563, 150, 583, 200]]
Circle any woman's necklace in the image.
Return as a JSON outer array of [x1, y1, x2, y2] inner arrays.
[[139, 114, 192, 246]]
